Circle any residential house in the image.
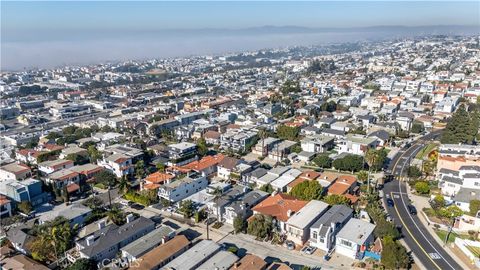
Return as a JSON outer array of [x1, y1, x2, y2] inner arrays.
[[251, 193, 308, 233], [309, 205, 353, 251], [337, 134, 378, 156], [98, 153, 134, 178], [335, 218, 376, 259], [39, 203, 92, 227], [134, 235, 190, 270], [120, 225, 176, 262], [285, 200, 329, 246], [158, 172, 208, 202], [286, 170, 321, 193], [0, 195, 12, 217], [0, 163, 32, 181], [223, 190, 269, 225], [38, 159, 74, 175], [0, 178, 49, 206], [270, 168, 303, 192], [69, 216, 155, 263], [163, 240, 221, 270], [230, 254, 267, 270], [196, 250, 239, 270], [217, 157, 242, 180], [181, 154, 225, 176], [142, 171, 174, 190], [301, 136, 334, 153], [168, 142, 198, 166], [45, 169, 80, 189], [220, 127, 258, 153]]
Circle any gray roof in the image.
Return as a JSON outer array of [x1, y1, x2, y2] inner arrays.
[[120, 225, 175, 258], [439, 168, 459, 177], [39, 203, 91, 224], [459, 165, 480, 171], [321, 128, 346, 136], [163, 240, 221, 270], [196, 250, 238, 270], [453, 188, 480, 203], [215, 186, 248, 208], [248, 168, 268, 179], [268, 166, 290, 177], [287, 200, 329, 229], [311, 205, 353, 230], [242, 190, 269, 207], [441, 176, 463, 185], [337, 218, 375, 245], [368, 130, 390, 141], [463, 173, 480, 179], [78, 217, 155, 258]]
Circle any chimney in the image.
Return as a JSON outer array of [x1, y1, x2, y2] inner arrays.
[[287, 209, 293, 217], [98, 220, 106, 230], [86, 235, 95, 246], [126, 213, 135, 223]]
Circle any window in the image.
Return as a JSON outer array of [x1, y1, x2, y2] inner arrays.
[[340, 239, 352, 247], [475, 182, 480, 187], [320, 237, 325, 243], [312, 231, 318, 239]]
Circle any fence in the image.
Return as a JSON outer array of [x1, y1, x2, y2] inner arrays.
[[454, 237, 480, 268]]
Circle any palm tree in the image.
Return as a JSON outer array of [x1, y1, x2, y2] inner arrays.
[[365, 149, 379, 193], [118, 175, 129, 194], [107, 206, 125, 225]]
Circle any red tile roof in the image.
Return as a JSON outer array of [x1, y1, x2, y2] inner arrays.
[[251, 193, 308, 222]]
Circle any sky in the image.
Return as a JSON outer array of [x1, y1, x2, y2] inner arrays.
[[1, 1, 479, 70]]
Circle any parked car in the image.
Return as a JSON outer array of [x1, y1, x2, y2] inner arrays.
[[407, 205, 417, 215], [285, 240, 295, 250], [386, 198, 394, 207], [301, 246, 316, 255], [130, 203, 145, 210]]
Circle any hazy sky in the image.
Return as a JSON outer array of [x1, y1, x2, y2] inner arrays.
[[1, 1, 479, 70]]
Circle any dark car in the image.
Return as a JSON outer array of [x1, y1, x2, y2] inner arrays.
[[130, 203, 145, 210], [386, 198, 394, 207], [407, 205, 417, 215]]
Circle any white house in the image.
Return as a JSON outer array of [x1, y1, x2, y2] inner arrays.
[[158, 173, 208, 203], [97, 153, 134, 178], [285, 200, 329, 246], [335, 218, 376, 259], [309, 205, 353, 251]]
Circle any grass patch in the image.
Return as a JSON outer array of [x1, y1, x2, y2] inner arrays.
[[434, 230, 470, 244], [467, 246, 480, 258], [415, 143, 437, 159], [94, 183, 106, 190]]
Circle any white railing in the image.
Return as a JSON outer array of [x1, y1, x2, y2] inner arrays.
[[454, 237, 480, 267]]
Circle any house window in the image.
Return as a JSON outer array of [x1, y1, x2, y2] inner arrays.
[[319, 237, 325, 243], [312, 231, 318, 239], [475, 182, 480, 187], [340, 239, 352, 247]]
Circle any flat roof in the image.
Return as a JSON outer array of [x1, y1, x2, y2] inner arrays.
[[287, 200, 329, 229], [337, 218, 375, 245], [196, 250, 238, 270], [120, 225, 175, 258], [163, 240, 220, 270]]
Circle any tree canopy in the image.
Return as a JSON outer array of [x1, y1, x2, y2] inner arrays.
[[332, 154, 364, 172], [247, 214, 273, 240], [381, 236, 410, 269], [276, 125, 300, 141], [441, 104, 479, 144], [322, 194, 351, 206], [289, 180, 323, 200], [313, 154, 332, 168]]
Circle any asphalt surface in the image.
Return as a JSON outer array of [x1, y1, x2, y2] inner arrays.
[[383, 131, 461, 270]]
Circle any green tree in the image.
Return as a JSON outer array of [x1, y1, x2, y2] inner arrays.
[[322, 194, 351, 205], [357, 170, 369, 182], [247, 214, 273, 239], [289, 181, 323, 200], [414, 181, 430, 194], [441, 104, 479, 144], [407, 166, 422, 178], [95, 170, 117, 187], [135, 160, 146, 179], [313, 154, 332, 168], [332, 154, 364, 172], [156, 163, 166, 172], [470, 200, 480, 216], [411, 121, 425, 134], [276, 125, 300, 141], [66, 153, 89, 165], [179, 200, 195, 218], [291, 144, 302, 154], [365, 148, 388, 172], [197, 138, 208, 156], [259, 183, 274, 194], [82, 196, 104, 210], [87, 145, 102, 162], [233, 215, 246, 233], [280, 80, 300, 95], [107, 206, 125, 225], [17, 201, 33, 214], [438, 205, 463, 219], [431, 195, 446, 210], [381, 236, 410, 269], [62, 186, 70, 203], [66, 258, 97, 270], [118, 176, 129, 194]]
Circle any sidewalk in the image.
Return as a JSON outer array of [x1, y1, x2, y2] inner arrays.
[[407, 186, 473, 270]]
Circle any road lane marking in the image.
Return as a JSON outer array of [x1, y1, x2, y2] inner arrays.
[[429, 253, 441, 260], [392, 143, 456, 270], [390, 143, 444, 270]]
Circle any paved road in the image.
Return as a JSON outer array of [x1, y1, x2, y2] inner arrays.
[[383, 131, 461, 270]]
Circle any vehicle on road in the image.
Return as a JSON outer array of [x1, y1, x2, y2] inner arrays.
[[386, 198, 394, 207], [407, 205, 417, 215], [285, 240, 295, 250], [130, 203, 145, 210], [301, 246, 316, 255]]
